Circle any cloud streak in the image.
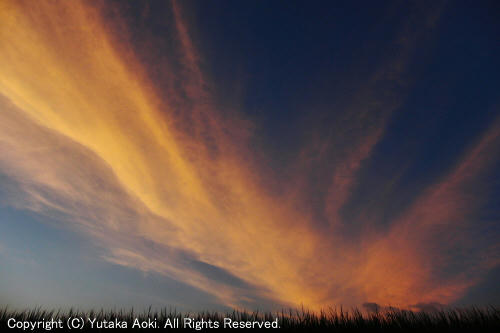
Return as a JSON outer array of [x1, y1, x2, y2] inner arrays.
[[0, 0, 498, 311]]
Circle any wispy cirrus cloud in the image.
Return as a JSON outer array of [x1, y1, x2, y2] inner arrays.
[[0, 0, 498, 311]]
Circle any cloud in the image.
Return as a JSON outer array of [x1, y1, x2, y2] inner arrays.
[[362, 302, 381, 313], [350, 116, 500, 307], [0, 0, 324, 309], [292, 1, 447, 231], [410, 302, 446, 312], [0, 0, 498, 311]]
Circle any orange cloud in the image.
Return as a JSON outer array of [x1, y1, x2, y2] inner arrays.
[[0, 0, 497, 311], [353, 118, 500, 306], [0, 0, 325, 309]]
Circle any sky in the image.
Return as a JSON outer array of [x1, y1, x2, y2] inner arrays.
[[0, 0, 499, 312]]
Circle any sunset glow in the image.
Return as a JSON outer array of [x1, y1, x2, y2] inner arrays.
[[1, 0, 498, 312]]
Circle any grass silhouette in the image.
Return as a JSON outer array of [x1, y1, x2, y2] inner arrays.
[[1, 305, 499, 331]]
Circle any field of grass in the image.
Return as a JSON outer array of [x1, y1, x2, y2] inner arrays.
[[1, 306, 499, 331]]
